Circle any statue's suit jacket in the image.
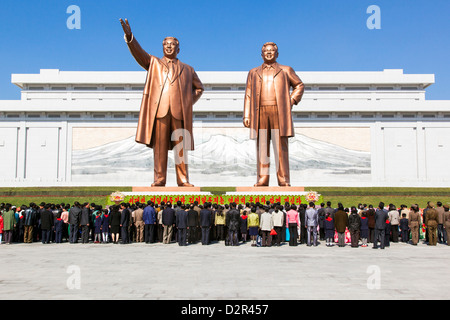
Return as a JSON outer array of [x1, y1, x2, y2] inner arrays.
[[125, 35, 204, 151], [244, 62, 304, 140]]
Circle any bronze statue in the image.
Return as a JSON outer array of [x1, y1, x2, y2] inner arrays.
[[120, 19, 204, 187], [244, 42, 305, 187]]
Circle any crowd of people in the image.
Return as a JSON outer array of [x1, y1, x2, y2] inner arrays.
[[0, 200, 449, 248]]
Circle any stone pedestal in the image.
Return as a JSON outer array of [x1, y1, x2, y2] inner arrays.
[[132, 186, 202, 192], [235, 186, 305, 192]]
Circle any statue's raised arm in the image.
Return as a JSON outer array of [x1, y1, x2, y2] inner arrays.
[[119, 18, 151, 71]]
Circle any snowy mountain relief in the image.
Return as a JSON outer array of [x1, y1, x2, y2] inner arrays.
[[71, 129, 371, 185]]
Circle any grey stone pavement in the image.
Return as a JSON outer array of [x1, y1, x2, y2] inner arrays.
[[0, 239, 449, 300]]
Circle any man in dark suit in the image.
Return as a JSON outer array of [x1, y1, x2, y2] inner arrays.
[[143, 201, 157, 244], [176, 204, 188, 246], [80, 202, 90, 244], [200, 203, 212, 245], [299, 204, 307, 244], [187, 204, 199, 244], [162, 202, 176, 244], [68, 202, 81, 243], [40, 204, 54, 244], [120, 203, 131, 244], [225, 202, 241, 246], [373, 202, 389, 249]]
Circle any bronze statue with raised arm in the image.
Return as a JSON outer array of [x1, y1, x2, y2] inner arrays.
[[244, 42, 305, 187], [120, 19, 204, 187]]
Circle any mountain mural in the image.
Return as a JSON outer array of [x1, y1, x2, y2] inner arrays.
[[72, 133, 371, 184]]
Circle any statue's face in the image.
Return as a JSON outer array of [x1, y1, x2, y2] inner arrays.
[[163, 38, 180, 59], [261, 44, 278, 64]]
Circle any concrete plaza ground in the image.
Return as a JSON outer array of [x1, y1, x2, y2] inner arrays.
[[0, 239, 449, 300]]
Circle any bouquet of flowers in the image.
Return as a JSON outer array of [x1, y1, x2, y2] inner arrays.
[[109, 191, 125, 203], [305, 191, 319, 203]]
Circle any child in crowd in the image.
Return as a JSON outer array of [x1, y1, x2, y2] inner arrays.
[[360, 211, 369, 247], [399, 213, 409, 243], [385, 219, 391, 247], [94, 210, 102, 243], [324, 213, 334, 247], [101, 209, 110, 243], [54, 213, 64, 243]]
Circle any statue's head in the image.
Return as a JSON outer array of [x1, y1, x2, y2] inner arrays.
[[162, 37, 180, 59], [261, 42, 279, 64]]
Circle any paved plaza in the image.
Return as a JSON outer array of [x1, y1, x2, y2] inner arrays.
[[0, 240, 449, 300]]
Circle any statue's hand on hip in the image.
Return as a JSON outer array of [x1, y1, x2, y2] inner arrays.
[[243, 117, 250, 128]]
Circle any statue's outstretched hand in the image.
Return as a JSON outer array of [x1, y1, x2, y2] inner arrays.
[[120, 18, 132, 41]]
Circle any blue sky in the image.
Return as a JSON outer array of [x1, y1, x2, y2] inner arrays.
[[1, 0, 449, 99]]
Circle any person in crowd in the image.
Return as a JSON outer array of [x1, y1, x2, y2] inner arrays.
[[2, 204, 15, 244], [143, 201, 157, 244], [435, 201, 446, 244], [109, 205, 121, 244], [408, 204, 421, 245], [93, 210, 102, 243], [133, 203, 145, 243], [40, 204, 54, 244], [399, 213, 409, 243], [298, 203, 307, 244], [80, 202, 91, 244], [334, 203, 348, 247], [348, 206, 361, 248], [367, 205, 376, 243], [54, 212, 64, 244], [199, 202, 212, 245], [187, 204, 199, 244], [317, 203, 326, 241], [68, 202, 81, 244], [226, 202, 241, 246], [360, 210, 369, 247], [214, 205, 226, 242], [101, 209, 110, 243], [388, 204, 400, 243], [260, 206, 273, 247], [444, 205, 450, 246], [373, 202, 389, 249], [385, 218, 391, 248], [23, 203, 37, 243], [119, 203, 131, 244], [176, 204, 188, 246], [324, 212, 335, 247], [305, 202, 319, 247], [0, 211, 3, 244], [425, 202, 439, 246], [247, 207, 260, 247], [162, 202, 176, 244], [240, 209, 248, 243], [272, 205, 284, 246], [61, 204, 70, 242], [286, 204, 299, 246]]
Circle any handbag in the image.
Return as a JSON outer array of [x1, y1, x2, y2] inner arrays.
[[256, 235, 262, 247], [285, 215, 290, 241]]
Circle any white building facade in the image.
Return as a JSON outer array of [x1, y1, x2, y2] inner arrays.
[[0, 68, 449, 187]]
